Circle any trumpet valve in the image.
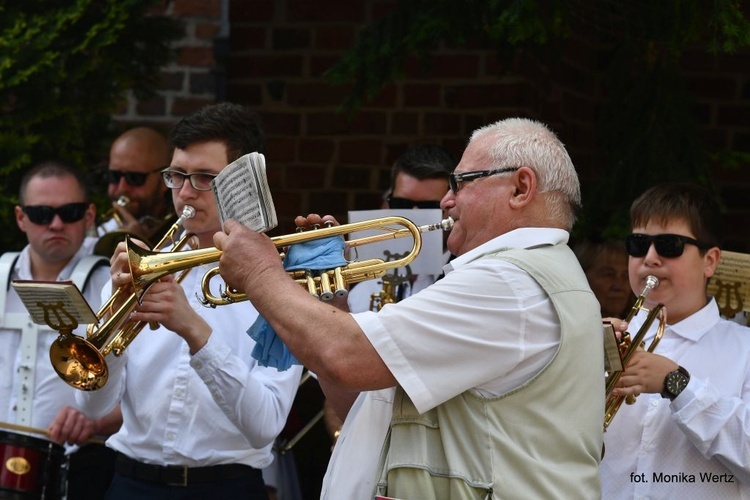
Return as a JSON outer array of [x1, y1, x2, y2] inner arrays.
[[319, 271, 334, 301], [333, 267, 347, 298]]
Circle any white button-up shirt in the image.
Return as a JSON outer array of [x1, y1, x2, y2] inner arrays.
[[76, 261, 302, 468], [321, 227, 567, 499], [0, 238, 109, 433], [601, 297, 750, 499]]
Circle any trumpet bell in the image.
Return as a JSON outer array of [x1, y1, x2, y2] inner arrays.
[[49, 335, 108, 391]]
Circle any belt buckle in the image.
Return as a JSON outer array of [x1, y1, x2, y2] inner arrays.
[[166, 465, 189, 487]]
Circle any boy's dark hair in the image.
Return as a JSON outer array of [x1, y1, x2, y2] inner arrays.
[[389, 144, 455, 192], [169, 102, 266, 163], [630, 182, 723, 250], [19, 160, 89, 204]]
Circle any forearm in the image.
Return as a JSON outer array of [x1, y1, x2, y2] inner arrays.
[[191, 335, 303, 448], [244, 265, 391, 390]]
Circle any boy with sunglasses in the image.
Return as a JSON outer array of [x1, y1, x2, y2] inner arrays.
[[601, 182, 750, 498], [2, 161, 122, 498]]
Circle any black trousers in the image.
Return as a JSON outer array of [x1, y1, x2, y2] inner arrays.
[[66, 443, 116, 500], [104, 473, 268, 500]]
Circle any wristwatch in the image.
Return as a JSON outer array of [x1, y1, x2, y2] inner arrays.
[[661, 366, 690, 401]]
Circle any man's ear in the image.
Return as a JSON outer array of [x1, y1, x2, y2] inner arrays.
[[508, 167, 536, 209], [14, 205, 27, 233]]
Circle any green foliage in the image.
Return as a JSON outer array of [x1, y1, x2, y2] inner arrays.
[[0, 0, 183, 251], [325, 0, 750, 241]]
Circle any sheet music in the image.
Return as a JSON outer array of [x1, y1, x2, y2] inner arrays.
[[211, 152, 278, 233]]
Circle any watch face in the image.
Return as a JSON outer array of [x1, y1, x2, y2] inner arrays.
[[666, 371, 689, 396]]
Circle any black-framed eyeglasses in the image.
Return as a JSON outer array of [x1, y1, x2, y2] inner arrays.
[[387, 196, 442, 209], [107, 168, 162, 187], [21, 202, 89, 225], [448, 167, 520, 193], [161, 169, 218, 192], [625, 233, 712, 258]]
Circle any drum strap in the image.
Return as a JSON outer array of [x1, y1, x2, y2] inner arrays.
[[0, 252, 107, 425]]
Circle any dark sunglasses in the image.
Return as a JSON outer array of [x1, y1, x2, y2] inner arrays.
[[107, 169, 159, 187], [22, 202, 89, 225], [387, 196, 442, 209], [625, 233, 712, 258], [448, 167, 520, 193]]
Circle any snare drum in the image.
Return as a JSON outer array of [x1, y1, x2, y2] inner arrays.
[[0, 430, 65, 499]]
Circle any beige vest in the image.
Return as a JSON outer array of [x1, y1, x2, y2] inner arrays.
[[376, 245, 604, 499]]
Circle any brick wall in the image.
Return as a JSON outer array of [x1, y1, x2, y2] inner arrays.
[[116, 0, 750, 249]]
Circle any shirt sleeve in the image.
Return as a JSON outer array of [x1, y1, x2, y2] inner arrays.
[[190, 334, 303, 449], [671, 376, 750, 485]]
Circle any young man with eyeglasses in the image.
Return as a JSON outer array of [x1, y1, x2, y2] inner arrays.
[[601, 182, 750, 498], [2, 161, 122, 499], [214, 117, 604, 499], [97, 126, 174, 251], [76, 102, 302, 500]]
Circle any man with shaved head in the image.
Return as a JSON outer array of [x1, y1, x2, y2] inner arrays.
[[96, 127, 174, 254]]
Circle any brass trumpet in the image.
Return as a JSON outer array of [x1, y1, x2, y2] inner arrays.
[[125, 216, 453, 308], [603, 275, 667, 430], [49, 205, 196, 391]]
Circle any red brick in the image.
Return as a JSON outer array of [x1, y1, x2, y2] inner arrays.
[[266, 137, 298, 162], [195, 22, 220, 40], [171, 97, 215, 117], [229, 54, 304, 78], [231, 26, 267, 51], [314, 25, 356, 50], [299, 140, 336, 162], [423, 113, 462, 136], [263, 112, 302, 135], [273, 27, 313, 50], [687, 76, 739, 100], [288, 0, 367, 22], [173, 0, 221, 17], [717, 105, 750, 127], [391, 112, 419, 135], [136, 95, 167, 116], [287, 164, 327, 189], [178, 47, 215, 67], [403, 84, 441, 107], [287, 83, 347, 107], [338, 140, 383, 164], [231, 0, 275, 22], [227, 83, 263, 106]]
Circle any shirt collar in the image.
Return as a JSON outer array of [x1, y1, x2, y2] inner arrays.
[[665, 296, 722, 342], [444, 227, 570, 274]]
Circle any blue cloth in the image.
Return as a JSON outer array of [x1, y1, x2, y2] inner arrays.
[[248, 235, 347, 370]]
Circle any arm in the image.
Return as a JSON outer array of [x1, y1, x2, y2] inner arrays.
[[213, 217, 397, 391]]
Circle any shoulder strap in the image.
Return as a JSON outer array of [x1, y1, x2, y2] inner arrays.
[[70, 255, 109, 292], [0, 252, 21, 322]]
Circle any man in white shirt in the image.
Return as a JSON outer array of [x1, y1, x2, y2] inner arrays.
[[1, 161, 119, 499], [77, 103, 302, 499], [602, 182, 750, 499], [215, 117, 605, 499]]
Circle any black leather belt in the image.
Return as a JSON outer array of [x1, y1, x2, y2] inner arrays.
[[114, 452, 260, 487]]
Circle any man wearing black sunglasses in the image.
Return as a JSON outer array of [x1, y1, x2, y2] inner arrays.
[[96, 127, 174, 253], [215, 118, 604, 498], [347, 144, 455, 313], [3, 161, 122, 498], [602, 182, 750, 499]]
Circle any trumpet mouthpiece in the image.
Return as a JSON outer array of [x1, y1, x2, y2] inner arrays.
[[423, 217, 454, 232], [642, 275, 659, 294], [180, 205, 196, 220]]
